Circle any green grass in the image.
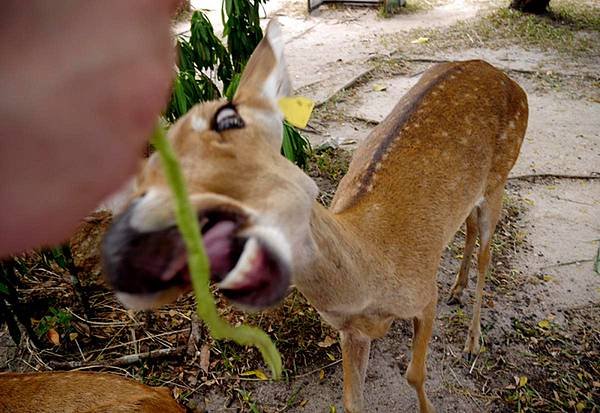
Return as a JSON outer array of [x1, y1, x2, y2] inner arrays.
[[393, 0, 600, 56]]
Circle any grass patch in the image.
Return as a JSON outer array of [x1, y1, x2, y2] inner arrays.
[[394, 0, 600, 56], [496, 307, 599, 412]]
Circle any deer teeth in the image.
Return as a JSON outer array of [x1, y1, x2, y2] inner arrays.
[[217, 237, 259, 290]]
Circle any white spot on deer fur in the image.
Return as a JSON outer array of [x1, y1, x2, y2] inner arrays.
[[191, 115, 207, 132], [499, 131, 508, 141], [367, 183, 374, 192], [441, 131, 449, 137], [509, 120, 516, 130], [374, 162, 382, 171], [520, 101, 526, 109]]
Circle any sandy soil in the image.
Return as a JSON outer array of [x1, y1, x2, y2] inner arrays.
[[198, 0, 599, 411]]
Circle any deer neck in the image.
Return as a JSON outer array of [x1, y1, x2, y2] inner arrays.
[[293, 202, 430, 327]]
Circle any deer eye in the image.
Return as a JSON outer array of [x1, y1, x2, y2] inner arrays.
[[213, 104, 245, 132]]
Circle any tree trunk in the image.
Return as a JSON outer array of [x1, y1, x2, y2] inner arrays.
[[510, 0, 550, 14]]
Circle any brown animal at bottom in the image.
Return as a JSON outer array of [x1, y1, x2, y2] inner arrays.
[[0, 371, 184, 413], [101, 20, 528, 413]]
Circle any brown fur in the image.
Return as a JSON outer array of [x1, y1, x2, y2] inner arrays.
[[0, 372, 184, 413]]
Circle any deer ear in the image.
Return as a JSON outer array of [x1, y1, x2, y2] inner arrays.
[[234, 20, 291, 103]]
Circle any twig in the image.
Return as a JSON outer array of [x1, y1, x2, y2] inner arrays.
[[291, 359, 342, 379], [187, 312, 202, 358], [539, 259, 593, 270], [66, 309, 139, 327], [509, 173, 600, 181], [47, 346, 186, 370]]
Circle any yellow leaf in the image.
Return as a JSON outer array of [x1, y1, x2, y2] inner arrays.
[[319, 369, 325, 381], [519, 376, 528, 387], [542, 275, 554, 282], [240, 369, 268, 380], [410, 37, 429, 44], [318, 336, 337, 348], [47, 329, 60, 346], [329, 405, 337, 413], [538, 319, 551, 329], [372, 84, 387, 92], [278, 96, 315, 128], [68, 332, 78, 341], [576, 401, 586, 412], [326, 352, 336, 361]]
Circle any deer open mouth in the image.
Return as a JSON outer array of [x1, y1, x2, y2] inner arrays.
[[102, 207, 291, 310]]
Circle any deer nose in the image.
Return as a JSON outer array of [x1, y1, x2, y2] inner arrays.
[[101, 202, 188, 295]]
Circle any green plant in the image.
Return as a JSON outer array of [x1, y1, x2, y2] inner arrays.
[[151, 125, 282, 379], [166, 5, 311, 168], [35, 307, 73, 338]]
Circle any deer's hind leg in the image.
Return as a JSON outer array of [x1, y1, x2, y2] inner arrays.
[[448, 208, 479, 305], [463, 186, 504, 357]]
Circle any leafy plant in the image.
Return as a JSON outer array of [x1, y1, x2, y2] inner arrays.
[[166, 4, 311, 167], [35, 307, 73, 338]]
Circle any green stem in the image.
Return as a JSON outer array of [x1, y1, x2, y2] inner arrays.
[[151, 125, 282, 379]]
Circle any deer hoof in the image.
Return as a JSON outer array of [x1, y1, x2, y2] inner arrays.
[[446, 292, 462, 306], [463, 335, 481, 359]]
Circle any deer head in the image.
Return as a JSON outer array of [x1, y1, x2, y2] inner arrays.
[[102, 21, 318, 310]]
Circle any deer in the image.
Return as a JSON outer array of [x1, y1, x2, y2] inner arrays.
[[101, 20, 528, 413], [0, 371, 185, 412]]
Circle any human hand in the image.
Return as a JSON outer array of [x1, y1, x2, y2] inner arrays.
[[0, 0, 179, 255]]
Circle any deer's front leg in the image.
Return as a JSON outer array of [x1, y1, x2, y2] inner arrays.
[[340, 328, 371, 413], [406, 295, 436, 413]]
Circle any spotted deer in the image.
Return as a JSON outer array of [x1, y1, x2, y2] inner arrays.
[[101, 21, 528, 413], [0, 372, 184, 412]]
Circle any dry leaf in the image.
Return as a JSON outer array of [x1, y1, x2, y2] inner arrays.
[[319, 369, 325, 381], [518, 375, 528, 388], [538, 319, 551, 329], [200, 344, 211, 373], [47, 329, 60, 346], [240, 369, 268, 380], [372, 84, 387, 92], [410, 37, 429, 44], [318, 336, 336, 348]]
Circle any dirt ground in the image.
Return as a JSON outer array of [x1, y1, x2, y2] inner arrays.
[[1, 0, 598, 412]]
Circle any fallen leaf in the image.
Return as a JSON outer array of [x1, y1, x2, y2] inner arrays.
[[538, 319, 551, 329], [372, 83, 387, 92], [200, 344, 211, 373], [576, 402, 586, 412], [329, 405, 337, 413], [240, 369, 268, 380], [542, 275, 554, 282], [319, 369, 325, 381], [411, 37, 429, 44], [68, 332, 78, 341], [518, 375, 528, 388], [318, 336, 337, 348], [47, 329, 60, 346]]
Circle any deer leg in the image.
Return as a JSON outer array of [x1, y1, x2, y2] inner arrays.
[[406, 293, 437, 413], [340, 328, 371, 413], [448, 208, 479, 305], [464, 187, 503, 357]]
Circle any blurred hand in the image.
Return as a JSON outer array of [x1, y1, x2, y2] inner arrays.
[[0, 1, 179, 255]]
